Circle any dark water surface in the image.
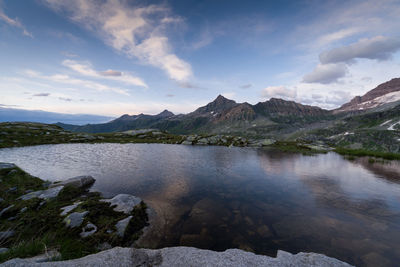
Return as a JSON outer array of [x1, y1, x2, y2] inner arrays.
[[1, 143, 400, 266]]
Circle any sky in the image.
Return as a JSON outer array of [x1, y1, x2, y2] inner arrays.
[[1, 0, 400, 116]]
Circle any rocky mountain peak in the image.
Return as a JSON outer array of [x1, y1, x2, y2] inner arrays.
[[193, 95, 238, 115], [156, 110, 174, 118], [337, 77, 400, 112]]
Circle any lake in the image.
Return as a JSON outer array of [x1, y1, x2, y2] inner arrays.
[[1, 143, 400, 266]]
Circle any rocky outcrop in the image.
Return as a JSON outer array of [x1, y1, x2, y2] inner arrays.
[[19, 186, 65, 200], [3, 246, 353, 267], [50, 176, 95, 189], [100, 194, 142, 214]]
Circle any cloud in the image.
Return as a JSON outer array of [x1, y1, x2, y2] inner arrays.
[[0, 2, 33, 37], [166, 94, 175, 97], [319, 36, 400, 64], [239, 84, 252, 89], [61, 51, 78, 58], [261, 86, 297, 100], [99, 70, 122, 77], [62, 59, 147, 88], [43, 0, 192, 82], [59, 97, 72, 102], [303, 63, 348, 84], [24, 69, 129, 96], [33, 93, 50, 97]]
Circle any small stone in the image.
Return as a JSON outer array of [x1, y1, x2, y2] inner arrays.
[[0, 248, 9, 254], [6, 187, 17, 193], [37, 201, 46, 210], [97, 242, 112, 251], [64, 211, 88, 228], [25, 189, 33, 194], [20, 207, 27, 213], [80, 222, 98, 238], [7, 169, 17, 175], [106, 229, 113, 234], [7, 216, 16, 221], [0, 205, 14, 217], [0, 198, 4, 202], [0, 230, 15, 240], [116, 216, 132, 237], [0, 163, 16, 170], [60, 202, 82, 216]]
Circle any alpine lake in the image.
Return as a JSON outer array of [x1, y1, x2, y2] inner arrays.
[[1, 143, 400, 267]]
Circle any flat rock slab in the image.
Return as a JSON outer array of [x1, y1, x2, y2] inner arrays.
[[115, 216, 132, 237], [64, 211, 88, 228], [60, 202, 82, 216], [101, 194, 141, 214], [0, 163, 16, 170], [2, 246, 354, 267], [50, 176, 95, 189], [19, 186, 64, 201]]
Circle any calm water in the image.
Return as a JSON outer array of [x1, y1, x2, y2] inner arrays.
[[1, 143, 400, 266]]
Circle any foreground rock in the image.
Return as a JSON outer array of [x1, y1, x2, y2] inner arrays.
[[3, 246, 353, 266]]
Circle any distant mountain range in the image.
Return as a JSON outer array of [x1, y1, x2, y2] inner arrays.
[[0, 107, 114, 125], [57, 78, 400, 142]]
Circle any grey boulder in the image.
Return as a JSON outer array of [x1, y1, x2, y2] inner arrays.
[[101, 194, 141, 214], [115, 216, 132, 237], [50, 176, 95, 189], [19, 186, 64, 201], [64, 211, 88, 228]]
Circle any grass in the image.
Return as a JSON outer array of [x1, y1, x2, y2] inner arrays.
[[334, 148, 400, 160], [0, 164, 148, 263], [268, 141, 328, 155]]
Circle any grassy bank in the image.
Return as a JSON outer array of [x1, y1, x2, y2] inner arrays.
[[334, 148, 400, 160], [0, 164, 148, 263]]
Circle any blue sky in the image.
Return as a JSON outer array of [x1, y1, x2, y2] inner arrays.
[[1, 0, 400, 116]]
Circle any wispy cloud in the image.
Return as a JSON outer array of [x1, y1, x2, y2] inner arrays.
[[43, 0, 192, 82], [303, 63, 348, 84], [0, 1, 33, 37], [261, 86, 297, 100], [319, 36, 400, 64], [239, 84, 252, 89], [33, 93, 51, 97], [24, 69, 130, 96], [62, 59, 147, 88]]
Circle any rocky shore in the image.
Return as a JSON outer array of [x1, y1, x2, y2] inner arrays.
[[0, 162, 148, 263], [3, 246, 353, 266]]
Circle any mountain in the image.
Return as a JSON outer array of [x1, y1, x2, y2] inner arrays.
[[58, 110, 174, 133], [0, 107, 114, 125], [58, 95, 331, 136], [336, 78, 400, 112]]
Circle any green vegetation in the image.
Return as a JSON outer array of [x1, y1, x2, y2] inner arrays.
[[268, 141, 328, 155], [334, 148, 400, 160], [0, 165, 148, 263]]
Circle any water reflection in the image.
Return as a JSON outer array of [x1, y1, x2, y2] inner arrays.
[[0, 143, 399, 266]]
